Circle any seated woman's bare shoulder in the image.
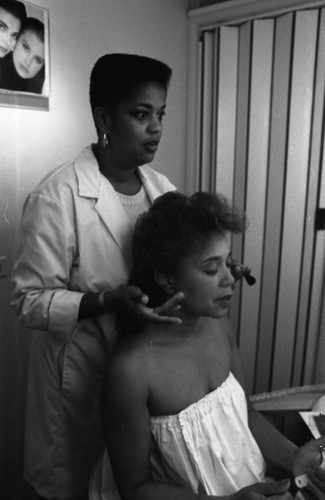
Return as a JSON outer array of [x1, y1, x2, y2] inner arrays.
[[106, 331, 152, 384]]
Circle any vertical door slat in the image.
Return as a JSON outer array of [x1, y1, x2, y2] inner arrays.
[[200, 31, 215, 191], [239, 19, 274, 392], [255, 13, 293, 392], [230, 21, 252, 341], [272, 10, 319, 389], [304, 16, 325, 380], [214, 26, 238, 200], [313, 263, 325, 382], [293, 7, 325, 385]]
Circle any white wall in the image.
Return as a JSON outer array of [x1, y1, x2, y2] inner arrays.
[[1, 0, 188, 207], [0, 0, 188, 496]]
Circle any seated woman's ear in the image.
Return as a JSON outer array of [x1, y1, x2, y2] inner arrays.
[[154, 271, 175, 296]]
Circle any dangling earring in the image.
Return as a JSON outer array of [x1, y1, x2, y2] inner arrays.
[[102, 132, 109, 149]]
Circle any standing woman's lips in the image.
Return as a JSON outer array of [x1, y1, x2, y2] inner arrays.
[[144, 140, 159, 146], [144, 140, 159, 152]]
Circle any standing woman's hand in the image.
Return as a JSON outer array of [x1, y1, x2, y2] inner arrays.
[[110, 286, 184, 324]]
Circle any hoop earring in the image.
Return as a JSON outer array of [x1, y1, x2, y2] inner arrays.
[[102, 132, 109, 149]]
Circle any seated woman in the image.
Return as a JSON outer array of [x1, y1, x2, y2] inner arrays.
[[101, 191, 325, 499]]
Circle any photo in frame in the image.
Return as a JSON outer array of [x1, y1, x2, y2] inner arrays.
[[0, 0, 50, 110]]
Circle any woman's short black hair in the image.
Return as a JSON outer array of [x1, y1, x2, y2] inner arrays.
[[89, 53, 172, 117], [21, 17, 44, 43], [0, 0, 26, 24], [129, 191, 247, 309]]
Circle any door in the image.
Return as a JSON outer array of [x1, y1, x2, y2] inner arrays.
[[187, 0, 325, 393]]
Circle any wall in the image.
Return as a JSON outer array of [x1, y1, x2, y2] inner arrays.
[[0, 0, 188, 497]]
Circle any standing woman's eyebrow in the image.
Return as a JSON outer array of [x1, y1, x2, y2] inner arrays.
[[134, 103, 166, 110]]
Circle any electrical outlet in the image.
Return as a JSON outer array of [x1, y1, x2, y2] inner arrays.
[[0, 255, 8, 279]]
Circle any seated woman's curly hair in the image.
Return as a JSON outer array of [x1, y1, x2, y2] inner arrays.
[[117, 191, 247, 335]]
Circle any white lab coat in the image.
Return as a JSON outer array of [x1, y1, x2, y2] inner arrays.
[[11, 146, 176, 499]]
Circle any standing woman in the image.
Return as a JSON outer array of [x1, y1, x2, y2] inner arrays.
[[11, 53, 183, 500]]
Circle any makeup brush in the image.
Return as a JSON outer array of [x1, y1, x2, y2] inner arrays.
[[231, 262, 256, 286]]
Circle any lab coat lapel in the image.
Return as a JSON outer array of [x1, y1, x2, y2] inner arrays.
[[138, 166, 163, 203], [75, 147, 133, 260]]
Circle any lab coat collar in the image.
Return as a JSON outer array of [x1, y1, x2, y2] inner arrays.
[[74, 146, 132, 260], [138, 167, 164, 203], [75, 145, 101, 198]]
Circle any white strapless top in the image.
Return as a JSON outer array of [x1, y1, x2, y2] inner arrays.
[[150, 372, 266, 496]]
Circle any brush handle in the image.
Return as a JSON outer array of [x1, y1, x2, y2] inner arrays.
[[243, 267, 256, 286], [230, 262, 256, 286]]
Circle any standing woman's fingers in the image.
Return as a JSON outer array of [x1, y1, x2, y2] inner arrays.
[[153, 292, 185, 316]]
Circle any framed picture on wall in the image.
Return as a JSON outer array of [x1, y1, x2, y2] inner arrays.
[[0, 0, 50, 110]]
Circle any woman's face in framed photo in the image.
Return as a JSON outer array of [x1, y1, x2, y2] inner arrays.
[[0, 7, 21, 57], [13, 29, 44, 78]]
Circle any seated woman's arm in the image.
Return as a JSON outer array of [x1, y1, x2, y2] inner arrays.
[[102, 344, 292, 500], [230, 329, 325, 499], [102, 348, 207, 500], [229, 331, 297, 470]]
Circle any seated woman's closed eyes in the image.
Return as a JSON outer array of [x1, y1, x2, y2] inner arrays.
[[100, 191, 325, 500]]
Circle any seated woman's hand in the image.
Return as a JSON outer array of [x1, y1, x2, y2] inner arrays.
[[233, 479, 292, 499], [111, 286, 184, 324], [292, 436, 325, 499]]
